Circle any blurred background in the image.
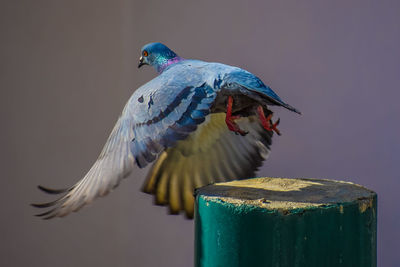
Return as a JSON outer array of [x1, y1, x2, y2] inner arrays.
[[1, 0, 399, 266]]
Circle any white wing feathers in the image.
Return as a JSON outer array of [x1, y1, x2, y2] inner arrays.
[[33, 116, 135, 219]]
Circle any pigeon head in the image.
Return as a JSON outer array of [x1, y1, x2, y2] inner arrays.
[[138, 42, 183, 73]]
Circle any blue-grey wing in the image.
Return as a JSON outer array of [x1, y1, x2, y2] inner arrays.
[[224, 69, 301, 114], [130, 79, 216, 168], [33, 69, 217, 218]]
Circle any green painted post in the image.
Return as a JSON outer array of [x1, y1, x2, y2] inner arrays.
[[194, 178, 377, 267]]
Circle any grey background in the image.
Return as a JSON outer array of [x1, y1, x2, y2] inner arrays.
[[1, 0, 399, 266]]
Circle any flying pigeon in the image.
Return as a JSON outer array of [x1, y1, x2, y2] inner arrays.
[[32, 42, 301, 219]]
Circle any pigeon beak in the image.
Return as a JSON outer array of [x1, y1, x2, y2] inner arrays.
[[138, 56, 145, 68]]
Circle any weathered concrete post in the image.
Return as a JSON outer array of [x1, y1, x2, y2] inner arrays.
[[194, 177, 377, 267]]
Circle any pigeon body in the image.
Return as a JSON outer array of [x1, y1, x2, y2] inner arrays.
[[33, 43, 300, 219]]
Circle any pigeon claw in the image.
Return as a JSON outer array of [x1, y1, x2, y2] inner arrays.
[[256, 106, 281, 136], [271, 118, 281, 136], [225, 116, 248, 136], [225, 96, 248, 136]]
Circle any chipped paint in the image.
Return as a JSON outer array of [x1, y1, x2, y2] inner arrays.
[[216, 177, 324, 192], [197, 177, 376, 213], [358, 197, 374, 213], [202, 195, 327, 211]]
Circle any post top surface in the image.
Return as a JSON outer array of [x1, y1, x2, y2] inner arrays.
[[195, 177, 376, 211]]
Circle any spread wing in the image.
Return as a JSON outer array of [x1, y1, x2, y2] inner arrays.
[[32, 67, 217, 219], [142, 113, 273, 218]]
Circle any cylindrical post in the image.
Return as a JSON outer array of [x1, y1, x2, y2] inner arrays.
[[195, 177, 377, 267]]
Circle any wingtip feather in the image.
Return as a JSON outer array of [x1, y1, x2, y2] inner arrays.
[[37, 185, 70, 194], [34, 208, 57, 218]]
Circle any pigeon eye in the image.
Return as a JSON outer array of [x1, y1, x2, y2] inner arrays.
[[143, 50, 148, 57]]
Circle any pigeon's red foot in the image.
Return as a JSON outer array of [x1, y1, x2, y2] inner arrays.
[[256, 105, 281, 136], [225, 96, 248, 136]]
